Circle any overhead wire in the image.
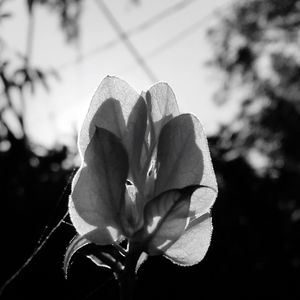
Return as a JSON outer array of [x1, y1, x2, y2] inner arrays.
[[114, 1, 232, 75], [58, 0, 201, 70], [94, 0, 158, 83], [146, 9, 220, 59], [124, 0, 199, 34], [103, 1, 231, 76]]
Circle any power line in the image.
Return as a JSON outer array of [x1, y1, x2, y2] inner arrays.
[[146, 8, 219, 59], [95, 0, 158, 83], [58, 0, 231, 74], [125, 0, 199, 35], [58, 0, 200, 70], [118, 1, 232, 75]]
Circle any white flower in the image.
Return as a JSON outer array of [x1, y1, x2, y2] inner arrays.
[[68, 76, 218, 266]]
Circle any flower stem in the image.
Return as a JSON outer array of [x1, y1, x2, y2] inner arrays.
[[118, 269, 137, 300], [117, 243, 142, 300]]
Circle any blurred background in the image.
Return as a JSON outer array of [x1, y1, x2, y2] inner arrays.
[[0, 0, 299, 299]]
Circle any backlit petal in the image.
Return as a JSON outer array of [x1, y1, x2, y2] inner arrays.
[[143, 186, 198, 254], [146, 82, 180, 142], [164, 213, 212, 266], [79, 76, 147, 179], [155, 114, 217, 217], [69, 127, 129, 244]]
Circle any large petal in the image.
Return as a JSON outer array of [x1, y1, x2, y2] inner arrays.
[[146, 82, 180, 142], [79, 76, 147, 178], [155, 114, 217, 217], [164, 213, 212, 266], [142, 186, 199, 254], [140, 83, 180, 181], [69, 127, 129, 244]]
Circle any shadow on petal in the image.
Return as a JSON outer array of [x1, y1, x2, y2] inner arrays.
[[125, 96, 147, 179], [146, 82, 180, 142], [79, 76, 141, 157], [88, 98, 126, 142], [155, 113, 218, 219], [155, 114, 204, 196], [69, 127, 129, 245], [87, 96, 147, 182], [143, 186, 199, 255], [164, 212, 212, 266]]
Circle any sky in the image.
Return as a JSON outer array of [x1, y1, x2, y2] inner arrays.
[[2, 0, 237, 148]]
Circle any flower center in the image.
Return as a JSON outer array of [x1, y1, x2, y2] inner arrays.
[[120, 181, 144, 237]]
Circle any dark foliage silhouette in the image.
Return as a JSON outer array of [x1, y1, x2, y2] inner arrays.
[[206, 0, 300, 299]]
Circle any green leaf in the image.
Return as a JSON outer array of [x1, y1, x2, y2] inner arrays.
[[64, 235, 91, 279], [69, 127, 129, 244], [78, 76, 147, 180], [164, 213, 212, 266], [142, 186, 199, 254], [155, 113, 218, 217]]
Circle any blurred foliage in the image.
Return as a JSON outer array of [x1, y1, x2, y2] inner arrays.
[[0, 1, 79, 299], [205, 0, 300, 299], [207, 0, 300, 174], [0, 0, 82, 144], [26, 0, 82, 41], [1, 0, 300, 300]]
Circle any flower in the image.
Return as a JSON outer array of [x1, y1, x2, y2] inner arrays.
[[69, 76, 218, 266]]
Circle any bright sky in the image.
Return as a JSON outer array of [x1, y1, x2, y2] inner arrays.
[[2, 0, 238, 148]]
